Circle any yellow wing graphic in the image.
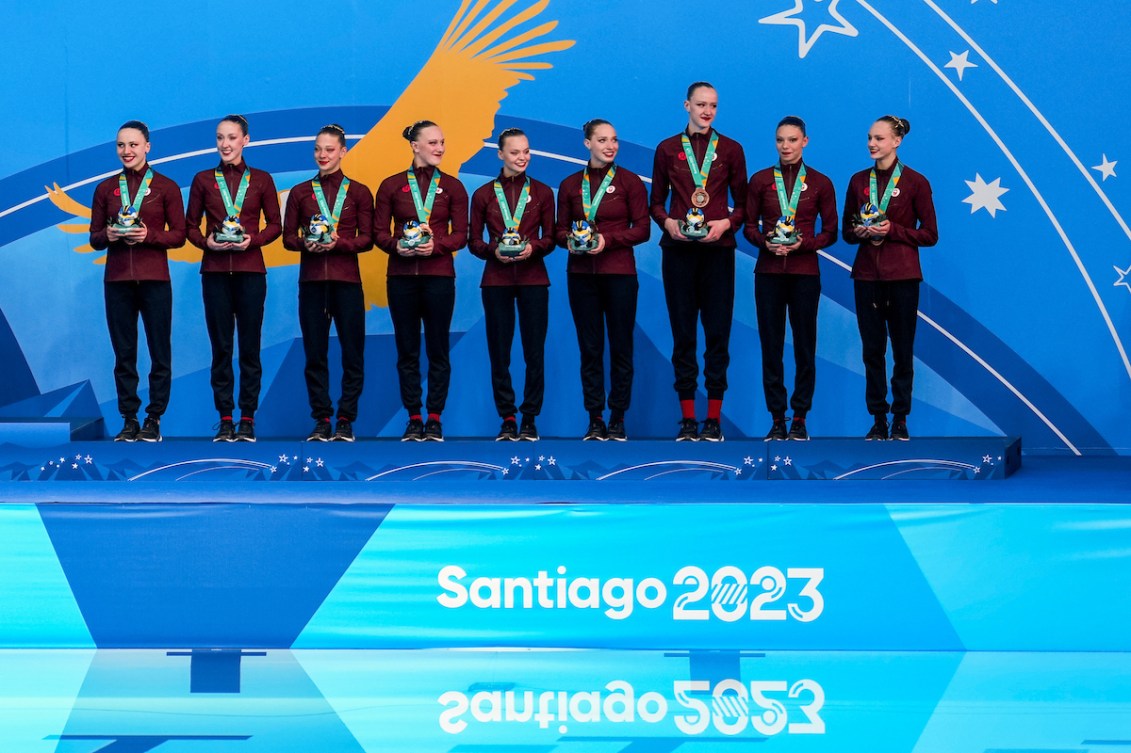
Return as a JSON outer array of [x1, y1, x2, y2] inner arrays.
[[344, 0, 574, 309], [47, 182, 201, 264], [49, 0, 573, 298]]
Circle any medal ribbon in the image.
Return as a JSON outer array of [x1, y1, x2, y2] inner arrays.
[[407, 167, 441, 223], [492, 177, 530, 231], [680, 132, 719, 191], [869, 162, 903, 214], [215, 167, 251, 219], [118, 169, 154, 215], [773, 163, 806, 219], [312, 175, 350, 227], [581, 165, 617, 223]]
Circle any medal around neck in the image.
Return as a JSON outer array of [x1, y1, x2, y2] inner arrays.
[[214, 215, 246, 244], [681, 207, 709, 240], [399, 220, 431, 250], [112, 206, 142, 232], [306, 214, 334, 245], [567, 220, 598, 254], [496, 228, 526, 258], [769, 215, 802, 245]]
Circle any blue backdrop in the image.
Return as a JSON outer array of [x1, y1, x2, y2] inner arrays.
[[1, 0, 1128, 452]]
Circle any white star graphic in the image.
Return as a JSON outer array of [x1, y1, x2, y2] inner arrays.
[[511, 456, 521, 465], [982, 455, 992, 464], [1115, 264, 1131, 294], [538, 455, 545, 462], [84, 455, 93, 464], [71, 463, 78, 469], [744, 456, 754, 466], [502, 468, 509, 476], [784, 457, 793, 466], [270, 466, 277, 474], [316, 459, 324, 467], [771, 464, 778, 472], [279, 454, 288, 463], [944, 50, 978, 81], [736, 468, 743, 477], [548, 457, 556, 466], [963, 174, 1009, 217], [759, 0, 858, 59], [303, 465, 310, 473], [59, 456, 65, 463], [74, 453, 82, 461], [1092, 154, 1118, 181], [535, 464, 542, 471], [774, 455, 782, 462], [306, 457, 313, 464]]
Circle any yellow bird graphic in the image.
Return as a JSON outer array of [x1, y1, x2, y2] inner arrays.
[[48, 0, 574, 310]]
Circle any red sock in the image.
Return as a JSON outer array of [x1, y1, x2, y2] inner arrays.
[[409, 414, 422, 421], [707, 399, 722, 420], [680, 399, 696, 420], [428, 413, 441, 423]]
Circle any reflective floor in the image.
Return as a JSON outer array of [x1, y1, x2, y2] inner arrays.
[[3, 649, 1130, 752]]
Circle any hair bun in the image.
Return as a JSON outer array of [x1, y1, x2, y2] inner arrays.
[[402, 125, 413, 141], [899, 118, 911, 136]]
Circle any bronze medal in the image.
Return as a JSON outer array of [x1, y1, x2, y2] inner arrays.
[[691, 188, 709, 208]]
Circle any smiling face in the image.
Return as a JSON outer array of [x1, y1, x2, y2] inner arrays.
[[216, 120, 249, 166], [411, 125, 446, 168], [684, 85, 718, 133], [313, 133, 346, 175], [867, 120, 903, 166], [498, 133, 530, 177], [116, 128, 150, 171], [584, 123, 619, 168], [776, 124, 808, 165]]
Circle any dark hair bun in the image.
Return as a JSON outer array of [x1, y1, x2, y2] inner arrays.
[[402, 125, 414, 141], [899, 118, 911, 136]]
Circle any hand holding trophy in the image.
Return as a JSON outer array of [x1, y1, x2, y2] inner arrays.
[[496, 227, 526, 259], [681, 207, 709, 240], [567, 219, 599, 254]]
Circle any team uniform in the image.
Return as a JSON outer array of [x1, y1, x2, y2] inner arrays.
[[185, 160, 281, 432], [555, 163, 650, 438], [841, 162, 938, 423], [281, 169, 374, 431], [468, 171, 555, 434], [373, 166, 469, 435], [89, 164, 186, 437], [744, 160, 837, 428], [650, 127, 747, 438]]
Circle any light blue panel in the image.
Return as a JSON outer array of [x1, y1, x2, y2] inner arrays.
[[0, 505, 92, 647], [0, 649, 94, 753], [889, 504, 1131, 651], [296, 503, 960, 650], [912, 652, 1131, 753]]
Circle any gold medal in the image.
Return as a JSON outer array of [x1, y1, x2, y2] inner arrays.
[[691, 188, 709, 208]]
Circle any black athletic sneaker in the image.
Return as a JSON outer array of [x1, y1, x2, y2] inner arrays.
[[138, 416, 162, 443], [424, 418, 444, 442], [788, 417, 810, 441], [332, 417, 355, 442], [518, 418, 539, 441], [606, 419, 627, 442], [676, 418, 700, 442], [496, 418, 519, 441], [865, 416, 889, 441], [583, 417, 608, 441], [307, 418, 333, 442], [890, 418, 910, 441], [235, 418, 256, 442], [401, 418, 425, 442], [699, 418, 724, 442], [114, 417, 140, 442], [765, 418, 788, 441], [213, 418, 236, 442]]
